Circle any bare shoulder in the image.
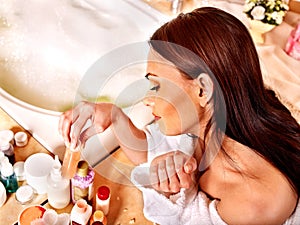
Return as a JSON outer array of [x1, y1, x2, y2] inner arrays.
[[199, 138, 298, 225]]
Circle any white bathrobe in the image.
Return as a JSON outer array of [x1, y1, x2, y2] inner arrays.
[[131, 123, 300, 225]]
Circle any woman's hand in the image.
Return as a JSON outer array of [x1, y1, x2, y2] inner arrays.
[[149, 151, 198, 194], [59, 101, 120, 148]]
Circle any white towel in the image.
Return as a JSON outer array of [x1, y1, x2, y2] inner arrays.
[[138, 123, 300, 224], [131, 164, 227, 225], [144, 123, 197, 163]]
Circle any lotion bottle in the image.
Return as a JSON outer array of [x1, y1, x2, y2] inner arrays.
[[47, 155, 70, 209]]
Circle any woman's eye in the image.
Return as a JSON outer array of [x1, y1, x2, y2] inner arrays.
[[150, 85, 160, 91], [145, 74, 160, 92]]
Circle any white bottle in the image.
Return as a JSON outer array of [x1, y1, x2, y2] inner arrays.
[[96, 186, 111, 215], [47, 155, 70, 209], [70, 199, 92, 225]]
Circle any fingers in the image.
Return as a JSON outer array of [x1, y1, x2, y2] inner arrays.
[[150, 159, 179, 193], [150, 151, 197, 193], [173, 152, 189, 189], [59, 108, 80, 145], [58, 102, 93, 147], [150, 163, 159, 190], [158, 160, 169, 192], [166, 156, 180, 192], [79, 127, 98, 145], [184, 157, 198, 174], [69, 112, 92, 148]]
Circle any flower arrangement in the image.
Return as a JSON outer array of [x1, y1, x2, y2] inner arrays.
[[244, 0, 289, 26]]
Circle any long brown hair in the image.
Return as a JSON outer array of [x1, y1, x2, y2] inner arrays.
[[149, 7, 300, 195]]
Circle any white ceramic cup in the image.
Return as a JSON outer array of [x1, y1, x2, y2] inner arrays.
[[24, 153, 54, 194]]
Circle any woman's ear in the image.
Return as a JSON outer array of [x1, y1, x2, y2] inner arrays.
[[197, 73, 214, 107]]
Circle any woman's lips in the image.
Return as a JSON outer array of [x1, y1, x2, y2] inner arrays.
[[152, 113, 161, 121]]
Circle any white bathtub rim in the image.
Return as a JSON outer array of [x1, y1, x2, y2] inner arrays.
[[0, 87, 62, 117]]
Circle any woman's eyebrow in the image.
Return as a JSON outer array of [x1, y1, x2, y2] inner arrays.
[[145, 73, 158, 79]]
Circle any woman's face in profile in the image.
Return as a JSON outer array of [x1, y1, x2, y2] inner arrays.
[[143, 50, 202, 136]]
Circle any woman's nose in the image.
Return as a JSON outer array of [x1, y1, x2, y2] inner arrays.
[[143, 95, 155, 107]]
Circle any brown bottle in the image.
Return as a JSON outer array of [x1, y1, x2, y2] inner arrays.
[[61, 142, 82, 179]]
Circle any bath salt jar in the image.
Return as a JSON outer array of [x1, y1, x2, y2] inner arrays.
[[14, 131, 28, 147]]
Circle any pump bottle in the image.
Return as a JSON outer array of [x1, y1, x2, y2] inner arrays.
[[47, 155, 70, 209]]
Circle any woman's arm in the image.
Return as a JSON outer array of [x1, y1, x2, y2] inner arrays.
[[59, 101, 148, 165], [111, 104, 148, 165]]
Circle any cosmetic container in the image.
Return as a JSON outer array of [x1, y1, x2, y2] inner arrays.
[[89, 210, 107, 225], [13, 161, 25, 181], [61, 142, 82, 179], [70, 199, 92, 225], [0, 182, 6, 208], [96, 186, 110, 215], [15, 185, 34, 204], [0, 129, 14, 145], [0, 152, 6, 171], [71, 160, 94, 204], [0, 160, 18, 193], [0, 142, 15, 164], [14, 131, 28, 147], [47, 155, 71, 209]]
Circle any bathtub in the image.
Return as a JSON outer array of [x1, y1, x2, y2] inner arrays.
[[0, 0, 168, 166]]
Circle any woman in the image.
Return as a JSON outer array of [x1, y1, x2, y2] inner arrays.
[[59, 7, 300, 224]]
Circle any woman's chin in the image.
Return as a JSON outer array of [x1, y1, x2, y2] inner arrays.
[[156, 120, 181, 136]]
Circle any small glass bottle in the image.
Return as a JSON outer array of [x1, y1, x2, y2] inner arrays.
[[70, 199, 92, 225], [71, 160, 95, 204], [47, 155, 71, 209], [61, 142, 82, 179], [0, 160, 18, 193], [96, 186, 110, 215], [89, 210, 107, 225], [0, 142, 15, 164]]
